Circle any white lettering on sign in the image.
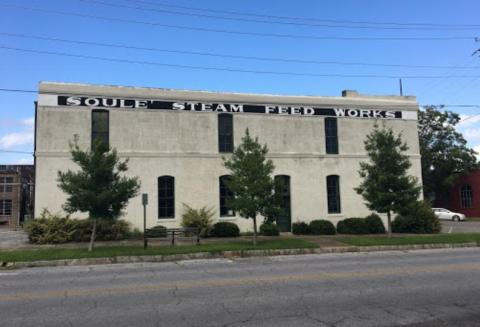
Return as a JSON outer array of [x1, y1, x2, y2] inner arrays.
[[58, 96, 404, 119]]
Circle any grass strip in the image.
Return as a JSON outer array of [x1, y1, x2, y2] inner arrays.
[[0, 239, 317, 263], [336, 233, 480, 246]]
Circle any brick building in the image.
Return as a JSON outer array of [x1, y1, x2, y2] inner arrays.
[[447, 169, 480, 218], [0, 165, 34, 228]]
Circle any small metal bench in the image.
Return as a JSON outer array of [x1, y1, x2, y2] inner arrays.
[[144, 226, 200, 248]]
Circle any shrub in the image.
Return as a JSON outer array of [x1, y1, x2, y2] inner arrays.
[[292, 222, 310, 235], [337, 218, 369, 234], [392, 201, 441, 234], [260, 222, 280, 236], [71, 219, 131, 242], [181, 204, 215, 237], [211, 222, 240, 237], [24, 210, 76, 244], [364, 213, 386, 234], [309, 220, 336, 235], [25, 209, 132, 244]]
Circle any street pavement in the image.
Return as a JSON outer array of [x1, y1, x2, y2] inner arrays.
[[1, 248, 480, 327]]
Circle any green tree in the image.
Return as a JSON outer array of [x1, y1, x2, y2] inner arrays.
[[356, 125, 421, 237], [223, 129, 281, 245], [57, 137, 140, 251], [419, 106, 478, 202]]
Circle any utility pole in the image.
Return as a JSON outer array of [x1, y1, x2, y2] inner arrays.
[[399, 78, 403, 96]]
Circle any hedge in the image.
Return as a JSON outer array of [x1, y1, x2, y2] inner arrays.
[[211, 222, 240, 237], [260, 222, 280, 236], [309, 220, 336, 235]]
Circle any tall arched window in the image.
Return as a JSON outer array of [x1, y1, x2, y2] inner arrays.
[[218, 113, 234, 153], [326, 175, 341, 214], [219, 175, 235, 217], [91, 109, 109, 148], [158, 176, 175, 218], [460, 184, 473, 209], [325, 117, 338, 154]]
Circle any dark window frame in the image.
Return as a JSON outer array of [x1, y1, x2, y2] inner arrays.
[[325, 117, 339, 154], [218, 113, 234, 153], [158, 176, 175, 219], [219, 175, 235, 217], [91, 109, 109, 148], [460, 184, 473, 209], [327, 175, 341, 214], [0, 199, 12, 216]]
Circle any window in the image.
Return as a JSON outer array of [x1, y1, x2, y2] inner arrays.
[[219, 175, 235, 217], [218, 113, 233, 153], [325, 117, 339, 154], [0, 200, 12, 216], [158, 176, 175, 218], [460, 184, 473, 209], [0, 177, 13, 192], [91, 110, 109, 148], [327, 175, 341, 214]]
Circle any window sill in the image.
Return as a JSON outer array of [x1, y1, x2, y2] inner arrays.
[[156, 218, 176, 222], [219, 216, 238, 221]]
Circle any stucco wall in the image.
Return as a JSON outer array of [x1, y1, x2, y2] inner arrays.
[[34, 82, 422, 231]]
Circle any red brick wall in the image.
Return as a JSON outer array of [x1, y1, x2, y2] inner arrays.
[[448, 170, 480, 217]]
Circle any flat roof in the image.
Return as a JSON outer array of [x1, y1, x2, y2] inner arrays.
[[38, 81, 419, 110]]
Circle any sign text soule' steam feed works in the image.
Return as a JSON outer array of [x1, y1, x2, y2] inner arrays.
[[59, 96, 402, 119]]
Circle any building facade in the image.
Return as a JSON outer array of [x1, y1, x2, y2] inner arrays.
[[446, 170, 480, 217], [0, 165, 35, 228], [35, 82, 422, 231]]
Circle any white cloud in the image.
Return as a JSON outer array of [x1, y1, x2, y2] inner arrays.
[[464, 128, 480, 142], [15, 158, 33, 164], [22, 117, 35, 127], [0, 131, 34, 149], [458, 114, 480, 128], [474, 145, 480, 161]]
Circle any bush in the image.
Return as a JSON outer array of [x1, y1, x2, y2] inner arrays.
[[25, 209, 132, 244], [260, 222, 280, 236], [211, 222, 240, 237], [292, 222, 310, 235], [181, 204, 215, 237], [337, 218, 369, 234], [309, 220, 336, 235], [392, 201, 441, 234], [24, 210, 76, 244], [364, 213, 386, 234]]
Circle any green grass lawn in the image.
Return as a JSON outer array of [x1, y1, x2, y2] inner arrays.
[[0, 239, 317, 263], [336, 233, 480, 246]]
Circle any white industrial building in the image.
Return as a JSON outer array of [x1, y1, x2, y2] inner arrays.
[[34, 82, 422, 232]]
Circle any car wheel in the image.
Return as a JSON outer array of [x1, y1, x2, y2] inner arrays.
[[452, 215, 460, 222]]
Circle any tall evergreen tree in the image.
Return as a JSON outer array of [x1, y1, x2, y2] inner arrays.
[[57, 137, 140, 251], [223, 129, 280, 245], [356, 125, 421, 236]]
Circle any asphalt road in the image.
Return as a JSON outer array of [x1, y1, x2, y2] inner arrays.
[[1, 248, 480, 327]]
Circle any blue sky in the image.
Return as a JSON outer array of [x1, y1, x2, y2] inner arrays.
[[1, 0, 480, 164]]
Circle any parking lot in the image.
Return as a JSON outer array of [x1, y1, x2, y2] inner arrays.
[[441, 220, 480, 233]]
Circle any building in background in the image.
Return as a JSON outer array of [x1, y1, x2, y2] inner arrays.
[[446, 170, 480, 218], [0, 165, 35, 228], [35, 82, 422, 232]]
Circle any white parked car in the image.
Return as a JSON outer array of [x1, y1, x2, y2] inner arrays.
[[432, 208, 466, 221]]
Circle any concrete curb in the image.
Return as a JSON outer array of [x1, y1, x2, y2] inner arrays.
[[1, 242, 478, 270]]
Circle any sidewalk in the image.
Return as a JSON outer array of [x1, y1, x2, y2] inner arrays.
[[0, 228, 29, 248]]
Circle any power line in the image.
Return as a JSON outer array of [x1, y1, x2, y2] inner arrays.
[[3, 32, 480, 70], [122, 0, 480, 28], [82, 0, 480, 31], [0, 88, 36, 93], [0, 149, 34, 154], [4, 45, 480, 79], [1, 3, 476, 42]]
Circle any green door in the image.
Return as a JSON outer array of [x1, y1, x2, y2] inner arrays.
[[275, 175, 291, 232]]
